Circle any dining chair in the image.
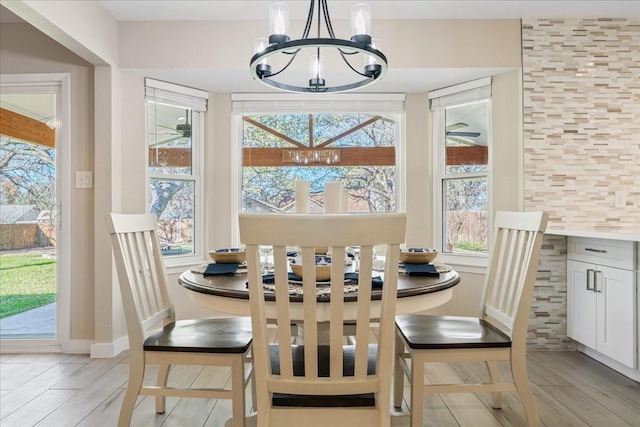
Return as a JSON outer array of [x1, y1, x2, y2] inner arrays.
[[240, 212, 406, 427], [393, 211, 548, 427], [105, 213, 254, 427]]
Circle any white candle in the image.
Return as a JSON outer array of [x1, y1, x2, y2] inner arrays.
[[295, 179, 309, 213], [324, 181, 341, 213], [341, 188, 349, 212]]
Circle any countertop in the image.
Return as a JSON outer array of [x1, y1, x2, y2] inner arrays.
[[545, 228, 640, 242]]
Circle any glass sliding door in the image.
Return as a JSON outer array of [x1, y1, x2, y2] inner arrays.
[[0, 75, 68, 350]]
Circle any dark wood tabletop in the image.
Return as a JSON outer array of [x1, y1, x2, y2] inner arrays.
[[178, 268, 460, 303]]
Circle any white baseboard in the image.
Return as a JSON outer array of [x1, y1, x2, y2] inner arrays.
[[0, 343, 62, 354], [90, 335, 129, 358], [0, 339, 92, 354], [62, 339, 93, 354], [578, 344, 640, 382]]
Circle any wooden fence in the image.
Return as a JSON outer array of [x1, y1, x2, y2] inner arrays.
[[445, 210, 487, 251], [0, 223, 56, 250]]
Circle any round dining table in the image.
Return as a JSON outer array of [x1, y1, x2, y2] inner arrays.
[[178, 267, 460, 321]]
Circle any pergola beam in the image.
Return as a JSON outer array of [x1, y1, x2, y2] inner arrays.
[[0, 107, 55, 148], [243, 147, 395, 167]]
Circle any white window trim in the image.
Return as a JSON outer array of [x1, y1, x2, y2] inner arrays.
[[145, 79, 207, 269], [230, 94, 406, 246], [431, 78, 492, 270]]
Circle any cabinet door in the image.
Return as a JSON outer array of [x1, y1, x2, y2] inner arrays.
[[596, 265, 636, 368], [567, 260, 597, 348]]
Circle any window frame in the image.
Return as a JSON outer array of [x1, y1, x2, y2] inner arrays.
[[431, 78, 492, 270], [230, 93, 405, 246], [145, 78, 207, 268]]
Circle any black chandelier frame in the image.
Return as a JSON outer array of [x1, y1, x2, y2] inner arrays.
[[249, 0, 388, 93]]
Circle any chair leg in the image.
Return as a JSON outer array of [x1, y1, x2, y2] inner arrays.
[[486, 360, 502, 409], [119, 356, 144, 427], [410, 354, 424, 427], [231, 356, 247, 427], [155, 363, 170, 414], [393, 330, 405, 408], [511, 354, 540, 427], [248, 350, 257, 414]]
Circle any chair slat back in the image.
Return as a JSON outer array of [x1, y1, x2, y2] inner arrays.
[[480, 211, 548, 339], [240, 213, 406, 399], [106, 213, 173, 349]]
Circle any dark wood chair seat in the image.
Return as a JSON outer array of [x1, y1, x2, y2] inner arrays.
[[270, 344, 377, 407], [144, 317, 253, 353], [395, 314, 511, 350]]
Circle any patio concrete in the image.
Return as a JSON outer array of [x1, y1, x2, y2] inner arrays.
[[0, 303, 56, 339]]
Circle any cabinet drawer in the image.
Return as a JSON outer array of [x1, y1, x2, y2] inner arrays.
[[568, 237, 635, 270]]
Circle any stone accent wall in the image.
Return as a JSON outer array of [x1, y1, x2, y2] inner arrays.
[[523, 18, 639, 350], [528, 234, 577, 351], [522, 18, 640, 233]]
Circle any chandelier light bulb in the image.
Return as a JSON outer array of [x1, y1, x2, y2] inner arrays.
[[274, 11, 286, 34], [253, 37, 272, 76], [354, 10, 366, 34], [309, 55, 325, 88], [269, 3, 290, 43], [254, 38, 269, 65], [351, 3, 371, 42], [311, 56, 323, 78], [365, 38, 382, 67]]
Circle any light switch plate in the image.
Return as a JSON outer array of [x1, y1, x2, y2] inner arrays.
[[614, 190, 626, 208], [75, 171, 93, 189]]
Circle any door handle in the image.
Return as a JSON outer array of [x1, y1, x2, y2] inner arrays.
[[586, 269, 594, 291], [585, 248, 607, 254], [594, 270, 603, 293]]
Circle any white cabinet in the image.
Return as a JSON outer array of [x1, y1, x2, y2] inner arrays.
[[567, 237, 637, 369]]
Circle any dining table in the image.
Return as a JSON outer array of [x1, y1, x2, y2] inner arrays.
[[178, 262, 460, 321], [180, 260, 459, 427]]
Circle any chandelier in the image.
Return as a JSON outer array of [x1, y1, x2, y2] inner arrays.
[[250, 1, 388, 93]]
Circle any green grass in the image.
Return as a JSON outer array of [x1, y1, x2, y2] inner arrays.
[[453, 241, 487, 253], [0, 252, 56, 319]]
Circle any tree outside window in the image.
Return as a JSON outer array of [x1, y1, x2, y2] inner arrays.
[[241, 113, 398, 213]]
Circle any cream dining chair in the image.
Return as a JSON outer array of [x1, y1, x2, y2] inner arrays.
[[106, 213, 254, 427], [240, 212, 406, 427], [393, 211, 548, 427]]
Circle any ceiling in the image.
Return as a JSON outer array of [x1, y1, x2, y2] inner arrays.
[[95, 1, 639, 21], [1, 1, 637, 122]]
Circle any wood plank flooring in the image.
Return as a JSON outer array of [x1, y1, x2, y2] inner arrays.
[[1, 347, 639, 426]]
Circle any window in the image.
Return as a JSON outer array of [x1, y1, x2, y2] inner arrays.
[[232, 94, 404, 216], [145, 79, 207, 263], [431, 78, 491, 257]]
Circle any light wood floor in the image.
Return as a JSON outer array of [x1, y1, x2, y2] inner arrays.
[[1, 348, 639, 426]]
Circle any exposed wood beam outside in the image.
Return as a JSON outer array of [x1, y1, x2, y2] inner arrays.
[[243, 117, 306, 148], [446, 145, 488, 165], [243, 147, 395, 167], [0, 107, 55, 148], [149, 147, 192, 167]]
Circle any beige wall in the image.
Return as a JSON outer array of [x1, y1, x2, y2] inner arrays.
[[1, 13, 524, 348], [0, 22, 96, 341]]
